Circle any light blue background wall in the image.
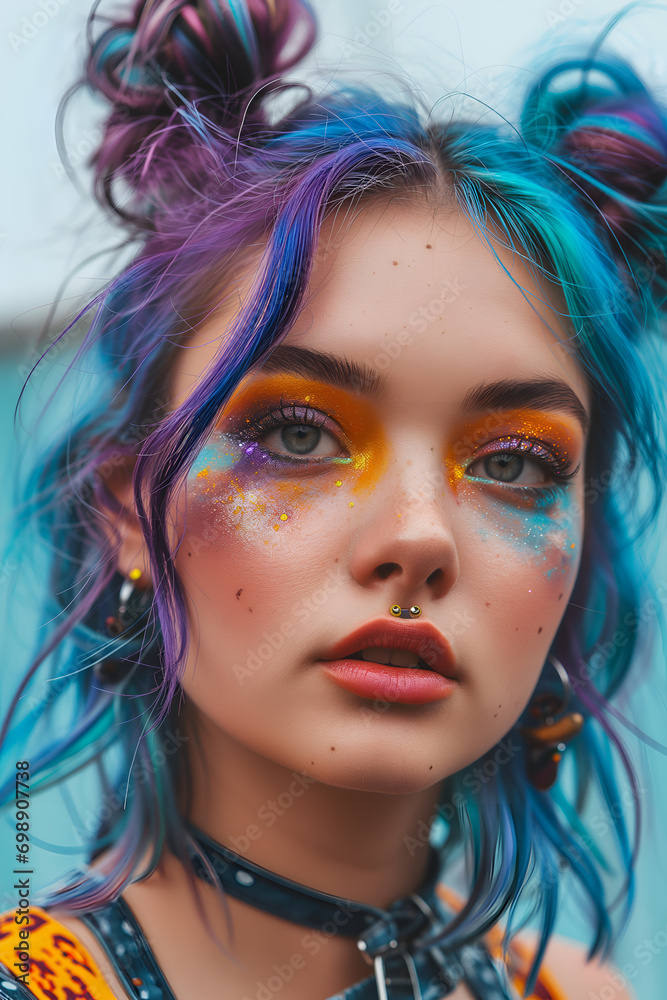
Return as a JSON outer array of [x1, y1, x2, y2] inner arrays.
[[1, 1, 667, 997]]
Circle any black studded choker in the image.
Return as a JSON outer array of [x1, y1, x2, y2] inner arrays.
[[183, 824, 520, 1000]]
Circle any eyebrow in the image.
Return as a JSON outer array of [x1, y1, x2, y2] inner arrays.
[[254, 344, 388, 399], [461, 377, 590, 435], [254, 345, 590, 434]]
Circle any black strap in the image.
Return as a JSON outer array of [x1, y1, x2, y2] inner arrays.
[[187, 824, 443, 939], [81, 896, 178, 1000], [76, 892, 518, 1000], [0, 961, 39, 1000]]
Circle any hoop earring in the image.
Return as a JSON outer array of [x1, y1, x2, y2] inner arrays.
[[517, 654, 584, 791], [94, 571, 152, 686], [105, 570, 151, 638]]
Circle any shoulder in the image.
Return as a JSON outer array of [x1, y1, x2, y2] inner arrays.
[[435, 885, 636, 1000], [511, 929, 637, 1000], [0, 906, 127, 1000]]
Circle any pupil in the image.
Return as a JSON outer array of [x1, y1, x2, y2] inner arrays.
[[281, 425, 321, 455], [484, 454, 523, 482]]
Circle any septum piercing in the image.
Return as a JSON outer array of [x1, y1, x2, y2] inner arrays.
[[389, 605, 422, 619]]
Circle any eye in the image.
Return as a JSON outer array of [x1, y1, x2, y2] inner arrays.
[[467, 452, 552, 486], [260, 422, 344, 458]]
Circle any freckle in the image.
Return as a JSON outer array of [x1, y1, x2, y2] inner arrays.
[[392, 260, 398, 265], [515, 627, 519, 631], [558, 593, 563, 600], [538, 626, 542, 634], [236, 588, 243, 599], [493, 713, 498, 718], [429, 765, 433, 769], [485, 602, 490, 607], [334, 557, 339, 563], [311, 761, 314, 765], [249, 608, 253, 612], [426, 244, 432, 249], [188, 552, 192, 557], [330, 746, 335, 751]]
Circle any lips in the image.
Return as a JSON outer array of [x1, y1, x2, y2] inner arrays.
[[316, 617, 458, 705], [320, 618, 457, 678]]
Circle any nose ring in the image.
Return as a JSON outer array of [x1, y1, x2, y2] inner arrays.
[[389, 605, 421, 619]]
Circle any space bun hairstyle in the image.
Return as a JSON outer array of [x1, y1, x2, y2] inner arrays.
[[522, 57, 667, 307], [85, 0, 317, 222], [3, 3, 667, 995]]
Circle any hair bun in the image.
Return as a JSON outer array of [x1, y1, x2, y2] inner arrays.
[[87, 0, 316, 121], [82, 0, 316, 226], [523, 59, 667, 250], [557, 97, 667, 229]]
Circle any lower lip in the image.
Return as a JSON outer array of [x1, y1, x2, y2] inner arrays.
[[319, 659, 457, 704]]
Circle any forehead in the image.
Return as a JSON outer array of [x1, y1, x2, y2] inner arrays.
[[284, 198, 589, 412], [172, 197, 590, 419]]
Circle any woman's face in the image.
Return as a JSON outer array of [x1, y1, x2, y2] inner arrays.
[[168, 199, 590, 795]]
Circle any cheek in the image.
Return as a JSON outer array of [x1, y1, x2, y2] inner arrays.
[[458, 482, 582, 590], [455, 486, 583, 712], [182, 428, 386, 550]]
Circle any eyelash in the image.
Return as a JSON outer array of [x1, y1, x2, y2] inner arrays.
[[465, 438, 579, 496], [234, 400, 348, 461], [233, 403, 579, 491]]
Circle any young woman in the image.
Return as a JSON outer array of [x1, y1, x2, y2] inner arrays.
[[1, 1, 665, 998]]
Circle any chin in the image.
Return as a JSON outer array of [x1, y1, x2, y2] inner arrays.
[[309, 755, 444, 796]]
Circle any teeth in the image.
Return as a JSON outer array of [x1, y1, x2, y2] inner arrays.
[[361, 647, 421, 668]]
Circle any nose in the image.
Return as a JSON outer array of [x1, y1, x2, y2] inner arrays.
[[348, 450, 460, 603]]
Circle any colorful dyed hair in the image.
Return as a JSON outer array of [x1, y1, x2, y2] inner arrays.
[[2, 0, 667, 992]]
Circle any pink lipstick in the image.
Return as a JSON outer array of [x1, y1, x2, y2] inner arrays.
[[318, 617, 458, 705]]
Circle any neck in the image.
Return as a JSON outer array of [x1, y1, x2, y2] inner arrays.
[[181, 707, 443, 910]]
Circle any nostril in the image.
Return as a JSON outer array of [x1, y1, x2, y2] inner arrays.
[[376, 562, 400, 580], [427, 567, 443, 586]]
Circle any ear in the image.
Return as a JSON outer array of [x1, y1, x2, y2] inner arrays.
[[98, 454, 153, 591]]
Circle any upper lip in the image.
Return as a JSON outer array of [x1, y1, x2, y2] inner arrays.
[[319, 617, 458, 678]]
